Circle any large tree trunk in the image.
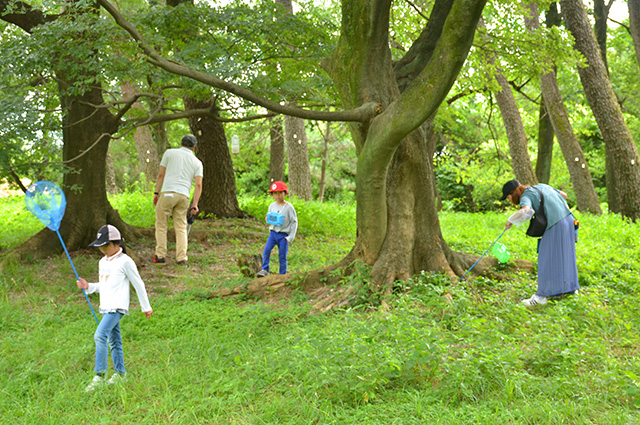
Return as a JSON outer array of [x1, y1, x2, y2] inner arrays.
[[184, 97, 244, 218], [0, 2, 143, 261], [269, 117, 285, 184], [523, 2, 602, 214], [630, 0, 640, 70], [284, 113, 313, 200], [324, 0, 487, 288], [562, 0, 640, 219], [15, 79, 141, 259]]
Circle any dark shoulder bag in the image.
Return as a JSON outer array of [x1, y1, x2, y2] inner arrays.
[[526, 187, 547, 238]]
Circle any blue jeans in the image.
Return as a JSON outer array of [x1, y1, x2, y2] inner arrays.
[[94, 312, 125, 375], [261, 231, 289, 274]]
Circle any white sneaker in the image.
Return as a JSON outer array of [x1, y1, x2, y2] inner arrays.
[[522, 294, 548, 306], [256, 269, 269, 278], [85, 375, 104, 392], [107, 373, 126, 385]]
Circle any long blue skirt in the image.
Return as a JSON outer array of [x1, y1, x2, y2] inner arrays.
[[537, 214, 579, 297]]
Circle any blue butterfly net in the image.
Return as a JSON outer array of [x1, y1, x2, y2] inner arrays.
[[25, 181, 67, 231]]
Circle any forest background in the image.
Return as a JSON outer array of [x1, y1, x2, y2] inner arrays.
[[2, 0, 640, 422]]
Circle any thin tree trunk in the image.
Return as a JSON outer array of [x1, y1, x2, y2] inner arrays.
[[494, 71, 537, 185], [562, 0, 640, 219], [536, 98, 554, 184], [629, 0, 640, 69], [106, 150, 118, 194], [184, 98, 244, 218], [121, 82, 160, 191], [318, 121, 330, 202], [284, 113, 313, 200], [269, 116, 285, 184], [523, 2, 602, 214], [479, 18, 536, 185], [593, 0, 611, 73]]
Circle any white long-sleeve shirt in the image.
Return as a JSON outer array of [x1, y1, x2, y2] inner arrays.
[[86, 250, 152, 314]]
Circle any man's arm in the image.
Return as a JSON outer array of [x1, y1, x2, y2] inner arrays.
[[190, 175, 203, 214], [153, 166, 167, 207]]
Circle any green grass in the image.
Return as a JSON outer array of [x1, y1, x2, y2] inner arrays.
[[2, 193, 640, 424]]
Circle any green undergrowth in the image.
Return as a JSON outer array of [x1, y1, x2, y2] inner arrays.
[[1, 193, 640, 423]]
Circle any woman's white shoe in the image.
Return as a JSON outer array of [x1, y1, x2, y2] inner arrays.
[[522, 294, 548, 306]]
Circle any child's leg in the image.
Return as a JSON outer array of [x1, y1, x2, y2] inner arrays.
[[94, 313, 122, 375], [108, 313, 126, 375], [261, 231, 278, 271], [276, 234, 289, 274]]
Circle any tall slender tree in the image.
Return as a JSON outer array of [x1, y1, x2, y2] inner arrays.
[[523, 2, 602, 214], [562, 0, 640, 219]]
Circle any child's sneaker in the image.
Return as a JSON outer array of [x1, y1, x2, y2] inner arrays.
[[148, 255, 166, 264], [85, 375, 104, 392], [107, 373, 126, 385], [256, 269, 269, 278]]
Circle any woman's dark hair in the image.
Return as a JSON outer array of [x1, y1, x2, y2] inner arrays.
[[510, 185, 527, 205]]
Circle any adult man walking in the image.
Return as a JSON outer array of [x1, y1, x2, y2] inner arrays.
[[151, 134, 203, 265]]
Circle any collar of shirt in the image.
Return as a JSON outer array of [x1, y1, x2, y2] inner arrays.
[[105, 248, 124, 261]]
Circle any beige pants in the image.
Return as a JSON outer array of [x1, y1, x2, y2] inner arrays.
[[155, 192, 190, 262]]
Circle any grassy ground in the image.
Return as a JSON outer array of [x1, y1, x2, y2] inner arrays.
[[1, 193, 640, 424]]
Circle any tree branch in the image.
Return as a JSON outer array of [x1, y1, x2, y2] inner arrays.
[[96, 0, 380, 123]]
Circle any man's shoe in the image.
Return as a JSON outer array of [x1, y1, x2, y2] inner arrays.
[[149, 255, 166, 264], [256, 269, 269, 278], [177, 260, 188, 266], [522, 294, 548, 306], [85, 375, 104, 392]]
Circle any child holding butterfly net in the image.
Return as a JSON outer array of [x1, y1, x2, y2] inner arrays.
[[77, 225, 153, 392]]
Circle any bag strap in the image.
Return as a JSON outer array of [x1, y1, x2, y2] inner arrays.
[[531, 186, 546, 216]]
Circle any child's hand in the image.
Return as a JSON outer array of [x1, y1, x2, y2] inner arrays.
[[144, 309, 153, 319], [77, 278, 89, 290]]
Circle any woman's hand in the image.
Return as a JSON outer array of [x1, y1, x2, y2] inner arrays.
[[144, 309, 153, 319]]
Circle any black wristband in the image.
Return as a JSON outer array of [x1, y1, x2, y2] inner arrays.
[[154, 192, 159, 195]]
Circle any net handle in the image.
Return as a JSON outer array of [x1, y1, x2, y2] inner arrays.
[[55, 231, 99, 324]]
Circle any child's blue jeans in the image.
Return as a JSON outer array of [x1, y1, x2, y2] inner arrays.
[[261, 231, 289, 274], [94, 312, 125, 375]]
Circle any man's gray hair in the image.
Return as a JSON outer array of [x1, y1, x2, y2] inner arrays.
[[181, 134, 198, 148]]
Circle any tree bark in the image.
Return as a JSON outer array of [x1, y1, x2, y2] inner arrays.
[[535, 4, 560, 185], [106, 150, 118, 194], [562, 0, 640, 219], [284, 112, 313, 200], [593, 0, 611, 73], [269, 117, 285, 184], [1, 0, 144, 260], [325, 0, 487, 287], [184, 97, 244, 218], [536, 97, 554, 184], [523, 2, 602, 214], [318, 121, 330, 202], [479, 18, 537, 186], [121, 82, 160, 191], [630, 0, 640, 69]]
